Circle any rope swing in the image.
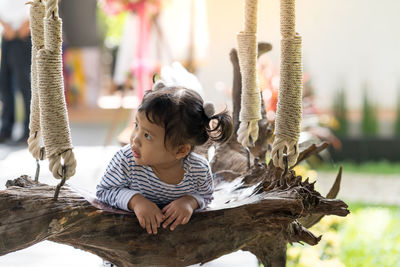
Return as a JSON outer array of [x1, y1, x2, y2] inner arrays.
[[271, 0, 303, 169], [236, 0, 262, 148], [28, 0, 45, 163], [27, 0, 76, 190]]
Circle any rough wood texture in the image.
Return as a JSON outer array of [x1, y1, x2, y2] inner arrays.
[[0, 142, 348, 266]]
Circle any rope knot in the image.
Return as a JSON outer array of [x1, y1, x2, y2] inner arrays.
[[271, 136, 299, 169], [236, 0, 262, 148], [272, 0, 303, 169]]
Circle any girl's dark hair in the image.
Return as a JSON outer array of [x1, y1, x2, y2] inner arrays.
[[138, 85, 233, 148]]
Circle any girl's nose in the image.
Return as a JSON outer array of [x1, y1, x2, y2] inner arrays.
[[132, 133, 140, 146], [130, 131, 140, 147], [133, 136, 139, 146]]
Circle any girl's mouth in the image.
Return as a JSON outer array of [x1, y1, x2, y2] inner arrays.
[[131, 147, 141, 158]]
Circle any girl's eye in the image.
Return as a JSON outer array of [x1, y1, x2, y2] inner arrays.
[[134, 122, 138, 129], [144, 133, 151, 140]]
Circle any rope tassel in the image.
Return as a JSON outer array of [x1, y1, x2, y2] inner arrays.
[[36, 0, 76, 180], [28, 0, 46, 161], [271, 0, 303, 169], [236, 0, 262, 148]]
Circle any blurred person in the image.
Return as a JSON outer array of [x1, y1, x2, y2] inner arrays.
[[0, 0, 31, 144]]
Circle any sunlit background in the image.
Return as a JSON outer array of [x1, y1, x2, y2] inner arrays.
[[0, 0, 400, 266]]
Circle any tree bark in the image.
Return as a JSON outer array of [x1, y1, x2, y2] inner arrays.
[[245, 237, 287, 267]]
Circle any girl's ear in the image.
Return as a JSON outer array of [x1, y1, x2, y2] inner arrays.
[[175, 144, 191, 159]]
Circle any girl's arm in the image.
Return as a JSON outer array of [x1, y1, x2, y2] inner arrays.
[[162, 162, 214, 230], [96, 149, 140, 211], [188, 163, 214, 210], [97, 147, 164, 235]]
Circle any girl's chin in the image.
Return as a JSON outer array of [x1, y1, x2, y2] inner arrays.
[[134, 157, 148, 165]]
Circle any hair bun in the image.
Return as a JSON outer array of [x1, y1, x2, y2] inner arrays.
[[152, 78, 166, 91], [203, 101, 215, 118]]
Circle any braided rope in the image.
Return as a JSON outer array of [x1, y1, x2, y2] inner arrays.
[[36, 0, 76, 179], [27, 0, 46, 160], [45, 0, 59, 18], [271, 0, 303, 169], [236, 0, 262, 147]]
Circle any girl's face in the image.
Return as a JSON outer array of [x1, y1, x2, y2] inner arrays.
[[129, 111, 187, 170]]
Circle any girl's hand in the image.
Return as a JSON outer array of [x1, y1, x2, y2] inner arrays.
[[162, 195, 198, 231], [128, 194, 165, 235]]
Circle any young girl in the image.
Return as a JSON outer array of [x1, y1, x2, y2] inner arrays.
[[96, 82, 233, 235]]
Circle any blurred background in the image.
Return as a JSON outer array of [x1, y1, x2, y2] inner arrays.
[[0, 0, 399, 266]]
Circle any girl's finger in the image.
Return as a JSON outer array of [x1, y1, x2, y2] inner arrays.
[[138, 217, 146, 229], [170, 216, 183, 231], [162, 212, 177, 228], [163, 206, 173, 218], [181, 216, 190, 225], [156, 213, 164, 227], [162, 203, 171, 213], [151, 217, 158, 235], [145, 219, 152, 234]]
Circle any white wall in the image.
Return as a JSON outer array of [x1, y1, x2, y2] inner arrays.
[[197, 0, 400, 111]]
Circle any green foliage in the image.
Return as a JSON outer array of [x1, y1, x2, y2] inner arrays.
[[287, 215, 346, 267], [315, 160, 400, 175], [332, 88, 348, 136], [286, 203, 400, 267], [361, 86, 379, 136], [339, 205, 400, 267], [395, 89, 400, 136]]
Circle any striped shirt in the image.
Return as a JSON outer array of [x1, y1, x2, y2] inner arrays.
[[96, 145, 214, 211]]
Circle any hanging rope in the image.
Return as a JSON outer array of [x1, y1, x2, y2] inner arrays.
[[271, 0, 303, 169], [27, 0, 46, 161], [35, 0, 76, 180], [236, 0, 262, 148]]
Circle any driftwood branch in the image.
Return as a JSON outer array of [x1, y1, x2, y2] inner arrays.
[[0, 142, 348, 267]]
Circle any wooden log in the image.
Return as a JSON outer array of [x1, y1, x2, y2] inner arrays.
[[0, 142, 349, 266]]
